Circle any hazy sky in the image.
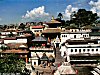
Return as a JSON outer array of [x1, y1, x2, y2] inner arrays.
[[0, 0, 98, 24]]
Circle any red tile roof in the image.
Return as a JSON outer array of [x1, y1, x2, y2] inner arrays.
[[32, 25, 44, 29]]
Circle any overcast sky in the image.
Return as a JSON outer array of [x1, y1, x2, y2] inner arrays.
[[0, 0, 99, 24]]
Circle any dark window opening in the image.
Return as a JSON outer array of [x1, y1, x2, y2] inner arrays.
[[74, 35, 76, 38], [75, 49, 77, 52]]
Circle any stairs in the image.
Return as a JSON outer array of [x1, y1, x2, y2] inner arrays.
[[55, 47, 64, 65]]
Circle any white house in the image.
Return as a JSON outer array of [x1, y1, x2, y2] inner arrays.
[[60, 39, 100, 62], [30, 25, 44, 36], [1, 31, 17, 35], [4, 37, 27, 44], [29, 47, 55, 66], [60, 31, 89, 44]]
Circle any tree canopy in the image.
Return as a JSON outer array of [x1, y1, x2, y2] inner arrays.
[[56, 13, 66, 27], [18, 23, 25, 30], [7, 32, 14, 37], [57, 13, 63, 20], [0, 54, 25, 73], [70, 9, 99, 27]]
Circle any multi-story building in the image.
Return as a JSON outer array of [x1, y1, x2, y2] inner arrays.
[[60, 38, 100, 64], [60, 31, 89, 44], [29, 36, 55, 66], [30, 25, 45, 36]]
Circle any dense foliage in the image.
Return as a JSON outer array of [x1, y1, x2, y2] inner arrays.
[[0, 54, 25, 73], [56, 9, 99, 27], [70, 9, 99, 27]]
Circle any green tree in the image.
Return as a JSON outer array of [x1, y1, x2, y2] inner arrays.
[[0, 54, 25, 73], [57, 13, 63, 20], [56, 13, 66, 27], [8, 32, 14, 37], [70, 9, 99, 27], [0, 45, 8, 50], [18, 23, 25, 30], [3, 25, 7, 30]]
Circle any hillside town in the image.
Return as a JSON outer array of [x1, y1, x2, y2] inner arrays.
[[1, 0, 100, 75], [0, 13, 100, 75]]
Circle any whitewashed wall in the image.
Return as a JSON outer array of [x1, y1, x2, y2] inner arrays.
[[1, 32, 17, 35], [60, 45, 100, 56], [30, 26, 43, 36], [31, 58, 39, 66], [67, 47, 100, 55], [91, 36, 100, 40], [4, 38, 27, 44], [60, 33, 89, 43]]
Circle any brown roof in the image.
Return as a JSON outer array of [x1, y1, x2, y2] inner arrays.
[[24, 33, 32, 37], [1, 49, 29, 53], [46, 19, 61, 24], [4, 37, 16, 40], [42, 28, 63, 33], [32, 25, 44, 29], [66, 39, 97, 45], [7, 43, 28, 49], [0, 39, 4, 43], [82, 25, 92, 29], [3, 30, 17, 32]]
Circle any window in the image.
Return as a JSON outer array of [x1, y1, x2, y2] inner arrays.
[[34, 30, 39, 32], [66, 35, 67, 37], [62, 35, 63, 37], [34, 62, 36, 65], [75, 49, 77, 52], [71, 49, 73, 52], [64, 35, 65, 37], [92, 49, 94, 51], [96, 49, 98, 51], [87, 35, 88, 37], [85, 35, 86, 37], [74, 35, 76, 38], [79, 49, 81, 52], [87, 49, 90, 51], [83, 49, 85, 52]]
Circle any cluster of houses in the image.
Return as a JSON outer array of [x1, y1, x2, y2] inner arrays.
[[1, 17, 100, 74]]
